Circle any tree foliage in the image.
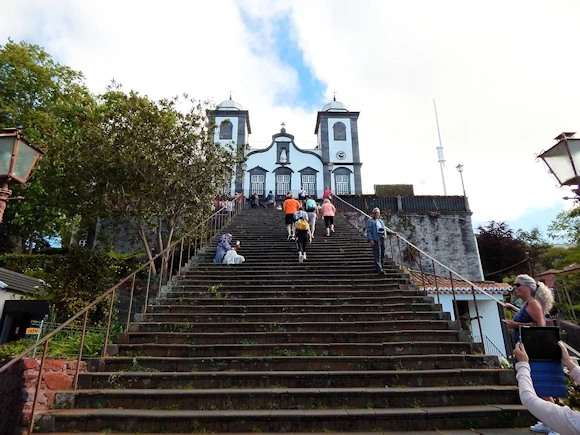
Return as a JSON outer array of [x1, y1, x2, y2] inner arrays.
[[0, 39, 94, 251], [548, 207, 580, 245], [476, 221, 529, 280]]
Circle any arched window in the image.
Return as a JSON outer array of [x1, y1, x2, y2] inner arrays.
[[219, 120, 233, 140], [333, 122, 346, 141]]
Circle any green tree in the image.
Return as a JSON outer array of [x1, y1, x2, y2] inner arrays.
[[476, 221, 528, 280], [515, 227, 552, 274], [88, 85, 243, 269], [548, 207, 580, 245], [0, 39, 95, 251]]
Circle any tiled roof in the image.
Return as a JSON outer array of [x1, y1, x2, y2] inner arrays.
[[408, 270, 510, 295], [0, 267, 47, 295]]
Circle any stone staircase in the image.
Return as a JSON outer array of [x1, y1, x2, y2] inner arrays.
[[36, 207, 534, 433]]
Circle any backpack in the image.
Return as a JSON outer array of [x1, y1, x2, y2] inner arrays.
[[305, 199, 316, 212], [295, 218, 309, 231]]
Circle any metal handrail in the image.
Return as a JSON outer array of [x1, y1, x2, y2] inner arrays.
[[333, 194, 580, 360], [333, 194, 504, 305], [0, 194, 246, 434]]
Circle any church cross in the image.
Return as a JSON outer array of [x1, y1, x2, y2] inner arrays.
[[281, 121, 285, 128], [229, 90, 233, 100], [332, 90, 338, 101]]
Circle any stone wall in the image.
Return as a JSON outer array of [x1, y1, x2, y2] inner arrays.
[[343, 211, 484, 281], [0, 358, 24, 435], [20, 359, 86, 430]]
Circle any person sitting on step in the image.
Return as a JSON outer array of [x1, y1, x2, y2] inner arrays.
[[213, 233, 233, 264], [222, 241, 245, 264]]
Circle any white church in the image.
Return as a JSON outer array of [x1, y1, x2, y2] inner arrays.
[[209, 97, 363, 199]]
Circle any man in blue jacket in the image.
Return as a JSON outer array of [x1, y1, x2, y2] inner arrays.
[[366, 208, 396, 275]]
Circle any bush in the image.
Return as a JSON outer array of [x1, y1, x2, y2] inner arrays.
[[0, 247, 142, 325], [374, 184, 414, 197]]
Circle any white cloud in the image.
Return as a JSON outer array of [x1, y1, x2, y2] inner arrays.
[[3, 0, 579, 229]]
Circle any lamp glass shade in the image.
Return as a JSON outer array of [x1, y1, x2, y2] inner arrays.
[[541, 138, 580, 185], [14, 140, 39, 180], [0, 136, 14, 175]]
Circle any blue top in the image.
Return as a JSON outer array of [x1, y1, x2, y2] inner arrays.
[[511, 301, 537, 345], [213, 235, 232, 264]]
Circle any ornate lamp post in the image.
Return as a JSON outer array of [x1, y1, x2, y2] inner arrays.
[[0, 128, 44, 223], [537, 132, 580, 195], [455, 164, 466, 197]]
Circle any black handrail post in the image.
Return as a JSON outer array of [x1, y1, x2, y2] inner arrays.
[[449, 272, 460, 331]]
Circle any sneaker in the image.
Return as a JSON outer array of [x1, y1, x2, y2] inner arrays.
[[547, 432, 560, 435], [287, 235, 291, 241], [303, 253, 307, 260], [530, 422, 552, 433], [331, 228, 335, 233], [298, 253, 304, 263]]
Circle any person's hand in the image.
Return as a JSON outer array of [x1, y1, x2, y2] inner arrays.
[[369, 240, 375, 247], [504, 319, 518, 328], [504, 303, 518, 312], [514, 342, 529, 363], [559, 341, 576, 370]]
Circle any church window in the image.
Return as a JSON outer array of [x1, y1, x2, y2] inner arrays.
[[301, 175, 315, 196], [251, 175, 265, 196], [219, 120, 233, 140], [335, 174, 350, 195], [276, 175, 290, 196], [333, 122, 346, 141]]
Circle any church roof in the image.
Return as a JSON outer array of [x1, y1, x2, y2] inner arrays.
[[217, 99, 245, 111], [322, 98, 349, 112]]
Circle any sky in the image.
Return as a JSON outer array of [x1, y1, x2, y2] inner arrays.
[[3, 0, 580, 235]]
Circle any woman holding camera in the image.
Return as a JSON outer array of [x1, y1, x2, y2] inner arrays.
[[504, 274, 554, 346]]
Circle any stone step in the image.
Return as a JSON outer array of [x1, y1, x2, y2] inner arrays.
[[88, 354, 500, 373], [168, 283, 411, 293], [116, 330, 461, 345], [35, 405, 535, 433], [162, 289, 418, 300], [34, 430, 539, 435], [151, 295, 434, 307], [60, 385, 521, 411], [113, 341, 481, 358], [146, 302, 440, 314], [132, 319, 454, 333], [141, 311, 452, 323], [77, 368, 513, 390]]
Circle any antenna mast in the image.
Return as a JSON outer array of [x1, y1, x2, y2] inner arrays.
[[433, 99, 447, 195]]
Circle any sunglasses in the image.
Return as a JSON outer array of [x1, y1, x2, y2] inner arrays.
[[512, 283, 522, 287]]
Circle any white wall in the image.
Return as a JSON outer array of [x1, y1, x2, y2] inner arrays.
[[328, 118, 353, 164], [213, 116, 239, 147], [437, 293, 507, 357], [244, 140, 324, 197]]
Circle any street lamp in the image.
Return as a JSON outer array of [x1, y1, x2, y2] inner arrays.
[[0, 128, 44, 223], [537, 132, 580, 196], [455, 164, 466, 197]]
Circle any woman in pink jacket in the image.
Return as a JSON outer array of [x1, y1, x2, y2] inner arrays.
[[320, 198, 336, 237]]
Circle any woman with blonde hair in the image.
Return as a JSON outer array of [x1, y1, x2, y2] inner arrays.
[[504, 274, 554, 344], [504, 274, 556, 434]]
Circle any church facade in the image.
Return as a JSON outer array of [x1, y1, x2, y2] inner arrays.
[[208, 98, 363, 199]]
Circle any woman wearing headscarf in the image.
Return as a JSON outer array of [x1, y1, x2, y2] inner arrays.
[[213, 233, 233, 264]]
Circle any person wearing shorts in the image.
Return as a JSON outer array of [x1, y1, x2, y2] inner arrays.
[[320, 198, 336, 237], [283, 193, 301, 241]]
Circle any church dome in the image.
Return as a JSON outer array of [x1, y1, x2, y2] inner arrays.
[[217, 99, 244, 111], [322, 98, 348, 112]]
